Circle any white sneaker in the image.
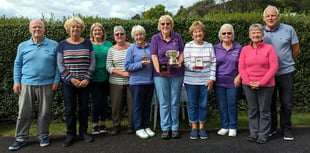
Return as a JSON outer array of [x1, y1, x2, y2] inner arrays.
[[228, 129, 237, 137], [217, 128, 229, 136], [136, 129, 149, 139], [145, 128, 155, 137]]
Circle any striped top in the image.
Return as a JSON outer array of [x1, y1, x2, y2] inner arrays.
[[183, 41, 216, 85], [57, 39, 95, 83], [106, 46, 129, 85]]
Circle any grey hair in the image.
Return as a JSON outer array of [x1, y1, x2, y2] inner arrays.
[[218, 23, 235, 41], [131, 25, 146, 38], [249, 23, 264, 34], [113, 25, 126, 35], [263, 5, 279, 16]]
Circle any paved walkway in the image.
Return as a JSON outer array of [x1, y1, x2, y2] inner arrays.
[[0, 127, 309, 153]]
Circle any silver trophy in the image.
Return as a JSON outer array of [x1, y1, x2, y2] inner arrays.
[[165, 50, 179, 65]]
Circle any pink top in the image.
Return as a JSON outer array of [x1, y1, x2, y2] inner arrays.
[[238, 41, 278, 87]]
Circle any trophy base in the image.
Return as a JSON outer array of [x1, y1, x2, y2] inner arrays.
[[194, 66, 204, 69], [159, 63, 169, 74]]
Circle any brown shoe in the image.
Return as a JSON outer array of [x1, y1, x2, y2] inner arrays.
[[127, 127, 134, 134], [110, 128, 119, 136]]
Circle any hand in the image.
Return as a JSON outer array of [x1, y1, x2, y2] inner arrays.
[[234, 76, 241, 87], [122, 71, 131, 77], [52, 83, 59, 91], [250, 81, 260, 89], [13, 83, 21, 94], [70, 78, 81, 88], [141, 60, 150, 66], [79, 80, 89, 88], [206, 80, 214, 91]]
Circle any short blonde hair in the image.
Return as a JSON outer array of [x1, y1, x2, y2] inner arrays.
[[90, 23, 107, 42], [157, 15, 174, 31], [189, 21, 205, 35], [64, 16, 85, 34], [131, 25, 146, 38]]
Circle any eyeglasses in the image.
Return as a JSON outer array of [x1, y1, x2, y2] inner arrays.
[[115, 33, 125, 36], [161, 22, 171, 26], [222, 32, 232, 35]]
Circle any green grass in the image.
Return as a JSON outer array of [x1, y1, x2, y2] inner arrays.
[[1, 112, 309, 137]]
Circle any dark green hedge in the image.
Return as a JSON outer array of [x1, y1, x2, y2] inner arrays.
[[0, 18, 309, 121]]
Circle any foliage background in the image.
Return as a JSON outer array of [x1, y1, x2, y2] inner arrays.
[[0, 13, 309, 121]]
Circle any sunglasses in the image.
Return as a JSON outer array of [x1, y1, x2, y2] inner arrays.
[[222, 32, 232, 35], [161, 22, 171, 26], [115, 33, 125, 36]]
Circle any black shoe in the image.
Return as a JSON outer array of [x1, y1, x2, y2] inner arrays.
[[81, 133, 94, 143], [256, 137, 268, 144], [283, 129, 294, 141], [171, 131, 180, 139], [161, 131, 170, 139], [63, 135, 75, 147], [100, 125, 107, 134], [92, 125, 100, 135], [247, 135, 257, 142]]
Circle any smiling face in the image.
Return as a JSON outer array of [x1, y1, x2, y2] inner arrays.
[[114, 30, 126, 44], [69, 24, 82, 37], [29, 19, 45, 39], [192, 28, 204, 44], [160, 19, 172, 35], [249, 29, 263, 43], [92, 26, 104, 40], [263, 7, 280, 30], [220, 28, 233, 43], [133, 32, 145, 46]]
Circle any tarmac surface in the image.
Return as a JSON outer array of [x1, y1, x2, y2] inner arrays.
[[0, 127, 309, 153]]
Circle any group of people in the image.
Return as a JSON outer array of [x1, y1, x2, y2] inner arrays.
[[9, 5, 300, 151]]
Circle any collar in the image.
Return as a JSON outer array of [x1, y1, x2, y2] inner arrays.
[[264, 23, 280, 32], [30, 36, 47, 46]]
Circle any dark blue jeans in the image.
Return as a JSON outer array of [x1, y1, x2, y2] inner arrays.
[[130, 84, 154, 130], [271, 72, 295, 131], [62, 82, 91, 136], [91, 81, 109, 123]]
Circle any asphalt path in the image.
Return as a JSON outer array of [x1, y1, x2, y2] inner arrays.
[[0, 127, 309, 153]]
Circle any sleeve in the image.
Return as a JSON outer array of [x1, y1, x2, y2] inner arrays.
[[209, 46, 217, 81], [183, 43, 195, 71], [150, 35, 158, 55], [106, 48, 114, 74], [290, 26, 299, 45], [84, 50, 96, 80], [238, 47, 250, 85], [259, 46, 279, 86], [13, 44, 23, 84]]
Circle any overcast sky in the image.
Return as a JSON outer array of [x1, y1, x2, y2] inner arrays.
[[0, 0, 204, 20]]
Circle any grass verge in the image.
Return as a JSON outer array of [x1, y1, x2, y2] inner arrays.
[[0, 112, 309, 137]]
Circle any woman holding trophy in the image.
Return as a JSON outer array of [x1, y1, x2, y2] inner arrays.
[[183, 21, 216, 140], [150, 15, 185, 139], [125, 25, 155, 139]]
